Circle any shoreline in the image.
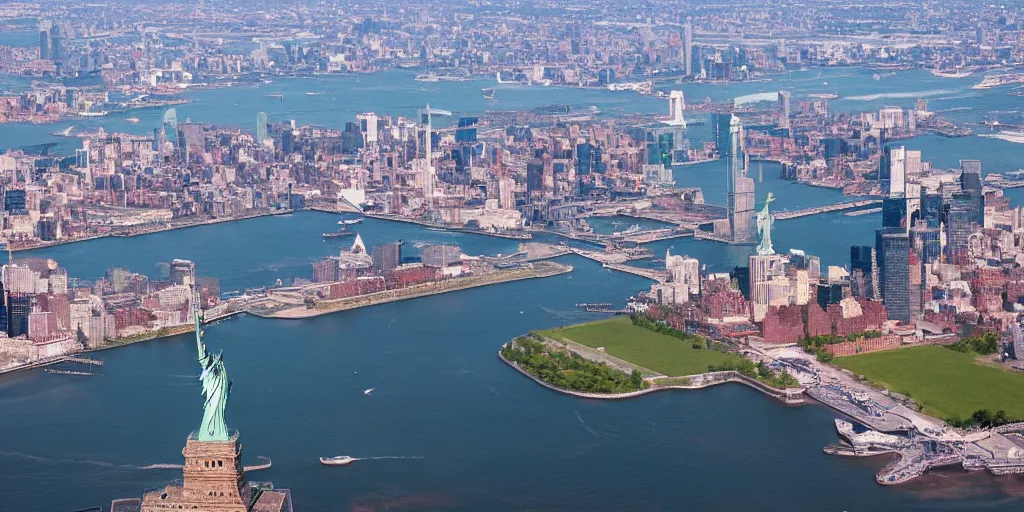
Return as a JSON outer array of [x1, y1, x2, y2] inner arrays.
[[11, 209, 295, 254], [253, 261, 573, 320], [497, 340, 806, 405]]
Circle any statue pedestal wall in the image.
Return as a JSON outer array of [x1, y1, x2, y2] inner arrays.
[[141, 432, 248, 512]]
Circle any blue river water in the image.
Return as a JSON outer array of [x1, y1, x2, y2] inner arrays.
[[1, 68, 1024, 510], [1, 211, 1022, 512]]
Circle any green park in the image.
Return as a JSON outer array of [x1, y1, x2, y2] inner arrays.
[[836, 345, 1024, 422], [537, 316, 744, 377]]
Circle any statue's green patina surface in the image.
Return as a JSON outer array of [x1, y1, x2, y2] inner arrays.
[[756, 192, 776, 256], [194, 296, 230, 441]]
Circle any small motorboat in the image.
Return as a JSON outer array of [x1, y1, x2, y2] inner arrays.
[[364, 388, 374, 395], [320, 456, 356, 466], [340, 218, 363, 225]]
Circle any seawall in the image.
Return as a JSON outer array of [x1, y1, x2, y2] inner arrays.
[[498, 344, 806, 405]]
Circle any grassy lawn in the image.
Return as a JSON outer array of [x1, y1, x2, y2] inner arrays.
[[537, 316, 742, 377], [836, 345, 1024, 420]]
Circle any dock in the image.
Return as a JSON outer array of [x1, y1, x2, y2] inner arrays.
[[603, 263, 669, 282]]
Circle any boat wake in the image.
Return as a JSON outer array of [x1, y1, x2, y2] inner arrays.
[[138, 463, 182, 470], [356, 456, 425, 461], [574, 410, 602, 437], [0, 451, 136, 469], [842, 88, 960, 102]]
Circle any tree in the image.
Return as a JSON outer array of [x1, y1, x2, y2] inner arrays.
[[630, 369, 643, 389], [76, 325, 88, 345], [972, 409, 993, 428]]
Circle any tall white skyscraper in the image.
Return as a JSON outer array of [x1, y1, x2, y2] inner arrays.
[[684, 17, 693, 77], [889, 146, 907, 198], [667, 90, 686, 126]]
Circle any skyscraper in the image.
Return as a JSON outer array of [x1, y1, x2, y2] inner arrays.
[[880, 228, 910, 322], [777, 90, 791, 131], [850, 246, 879, 300], [888, 146, 907, 198], [946, 192, 976, 260], [170, 259, 196, 287], [372, 243, 402, 273], [38, 20, 50, 60], [960, 159, 984, 226], [256, 112, 268, 143], [881, 196, 907, 231], [726, 115, 754, 242], [684, 17, 693, 76]]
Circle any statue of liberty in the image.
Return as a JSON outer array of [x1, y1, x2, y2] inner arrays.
[[756, 192, 776, 255], [194, 292, 231, 441]]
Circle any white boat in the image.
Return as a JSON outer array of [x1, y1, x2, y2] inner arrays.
[[980, 130, 1024, 144], [931, 69, 972, 78], [414, 74, 439, 82], [340, 218, 363, 225], [809, 93, 839, 100], [125, 118, 140, 123], [972, 73, 1024, 90], [364, 388, 374, 395], [320, 456, 356, 466]]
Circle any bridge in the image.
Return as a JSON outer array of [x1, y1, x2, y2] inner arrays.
[[773, 200, 883, 220]]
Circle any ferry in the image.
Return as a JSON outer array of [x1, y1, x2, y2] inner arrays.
[[415, 73, 439, 82], [340, 218, 363, 225], [323, 224, 355, 239], [972, 73, 1024, 90], [809, 93, 839, 100], [125, 117, 140, 123], [320, 456, 356, 466], [931, 68, 972, 78], [79, 111, 109, 117]]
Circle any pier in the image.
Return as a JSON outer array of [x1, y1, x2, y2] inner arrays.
[[773, 200, 883, 220], [603, 263, 669, 282]]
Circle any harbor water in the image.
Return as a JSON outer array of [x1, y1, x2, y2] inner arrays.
[[1, 69, 1024, 510], [0, 211, 1022, 511]]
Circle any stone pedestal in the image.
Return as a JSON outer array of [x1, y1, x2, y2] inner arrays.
[[141, 432, 248, 512]]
